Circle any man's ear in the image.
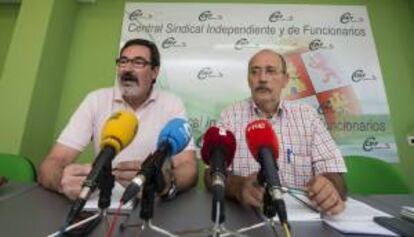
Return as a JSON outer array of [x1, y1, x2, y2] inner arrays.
[[151, 66, 160, 83], [282, 73, 290, 88]]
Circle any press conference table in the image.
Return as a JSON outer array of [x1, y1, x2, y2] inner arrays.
[[0, 182, 412, 237]]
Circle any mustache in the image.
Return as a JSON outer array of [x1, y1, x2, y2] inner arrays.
[[120, 72, 138, 83], [254, 86, 271, 92]]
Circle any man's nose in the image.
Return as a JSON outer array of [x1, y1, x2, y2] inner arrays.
[[120, 64, 135, 74], [258, 71, 269, 82]]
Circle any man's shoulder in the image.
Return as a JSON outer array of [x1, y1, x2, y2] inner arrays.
[[221, 98, 250, 113], [77, 87, 115, 108], [155, 89, 184, 104]]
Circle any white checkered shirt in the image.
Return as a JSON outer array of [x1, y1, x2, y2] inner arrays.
[[219, 98, 347, 189]]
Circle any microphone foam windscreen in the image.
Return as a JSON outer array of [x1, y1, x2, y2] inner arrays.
[[201, 126, 236, 167], [245, 119, 279, 161], [100, 110, 139, 153], [157, 118, 192, 156]]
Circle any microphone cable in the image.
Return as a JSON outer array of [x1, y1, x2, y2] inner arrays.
[[48, 212, 102, 237], [282, 222, 292, 237], [105, 202, 123, 237]]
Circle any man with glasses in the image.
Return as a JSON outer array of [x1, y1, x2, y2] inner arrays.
[[204, 49, 347, 215], [39, 38, 197, 201]]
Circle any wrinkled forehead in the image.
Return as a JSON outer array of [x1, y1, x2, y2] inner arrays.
[[249, 50, 282, 67], [249, 50, 284, 68]]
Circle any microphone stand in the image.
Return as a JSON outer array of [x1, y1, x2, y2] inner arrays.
[[247, 170, 280, 235], [120, 172, 178, 237], [231, 170, 281, 237], [236, 169, 290, 237], [169, 192, 247, 237], [49, 161, 115, 237], [97, 157, 115, 232], [208, 177, 246, 237], [262, 187, 281, 237], [174, 177, 246, 237], [209, 200, 247, 237]]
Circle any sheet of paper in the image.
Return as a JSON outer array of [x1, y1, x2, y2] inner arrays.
[[83, 182, 136, 213], [323, 197, 397, 236], [279, 193, 321, 221], [284, 193, 398, 235], [323, 220, 398, 236], [401, 206, 414, 221], [325, 197, 392, 221]]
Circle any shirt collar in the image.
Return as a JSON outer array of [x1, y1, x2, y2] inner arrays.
[[248, 98, 285, 119], [114, 84, 158, 108]]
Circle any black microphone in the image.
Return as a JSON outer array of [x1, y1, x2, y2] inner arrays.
[[245, 119, 288, 224], [63, 111, 138, 227], [201, 126, 236, 223], [120, 118, 192, 204]]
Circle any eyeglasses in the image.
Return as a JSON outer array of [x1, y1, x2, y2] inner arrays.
[[116, 56, 152, 69], [249, 66, 286, 77]]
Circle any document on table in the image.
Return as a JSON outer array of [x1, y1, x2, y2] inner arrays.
[[401, 206, 414, 221], [280, 193, 321, 221], [300, 193, 398, 236], [83, 182, 136, 213]]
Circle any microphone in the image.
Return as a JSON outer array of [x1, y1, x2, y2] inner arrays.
[[120, 118, 192, 203], [65, 110, 138, 225], [245, 119, 288, 223], [201, 126, 236, 223]]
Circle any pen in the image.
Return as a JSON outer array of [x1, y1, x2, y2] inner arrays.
[[286, 148, 292, 163], [288, 191, 320, 213], [281, 186, 308, 196]]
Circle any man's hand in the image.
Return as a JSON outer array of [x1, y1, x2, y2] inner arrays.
[[59, 164, 91, 200], [306, 175, 345, 215], [238, 173, 265, 208], [113, 160, 142, 187]]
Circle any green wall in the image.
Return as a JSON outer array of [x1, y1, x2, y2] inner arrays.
[[54, 0, 126, 164], [1, 0, 413, 190], [0, 4, 19, 77], [0, 0, 78, 165]]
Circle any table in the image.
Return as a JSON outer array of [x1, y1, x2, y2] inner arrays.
[[0, 183, 412, 236]]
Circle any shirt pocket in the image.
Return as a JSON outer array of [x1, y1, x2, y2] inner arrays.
[[279, 145, 313, 189]]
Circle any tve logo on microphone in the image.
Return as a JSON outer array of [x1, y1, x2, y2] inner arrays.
[[246, 121, 266, 132]]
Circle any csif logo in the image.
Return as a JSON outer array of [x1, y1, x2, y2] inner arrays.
[[351, 69, 377, 83], [162, 37, 187, 49], [268, 11, 294, 22], [234, 38, 260, 50], [308, 39, 334, 51], [340, 12, 364, 24], [129, 9, 153, 21], [198, 10, 223, 22], [197, 67, 223, 80], [362, 136, 391, 152]]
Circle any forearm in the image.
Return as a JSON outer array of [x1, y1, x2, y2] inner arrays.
[[38, 158, 65, 192], [174, 159, 198, 192], [322, 172, 347, 200], [38, 143, 80, 192]]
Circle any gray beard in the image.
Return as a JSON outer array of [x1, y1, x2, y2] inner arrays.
[[120, 82, 140, 98]]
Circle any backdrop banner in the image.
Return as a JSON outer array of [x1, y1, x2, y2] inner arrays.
[[120, 3, 398, 162]]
